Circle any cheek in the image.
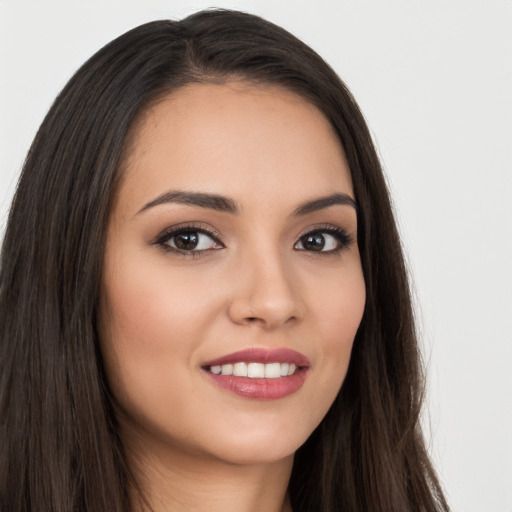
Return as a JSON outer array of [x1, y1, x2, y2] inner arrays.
[[100, 251, 222, 353], [309, 267, 365, 398], [98, 243, 239, 415], [97, 257, 209, 412], [326, 277, 365, 355], [314, 260, 366, 339]]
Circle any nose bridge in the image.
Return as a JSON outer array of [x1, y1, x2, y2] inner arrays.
[[228, 240, 302, 329]]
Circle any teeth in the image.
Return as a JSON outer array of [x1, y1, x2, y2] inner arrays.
[[210, 362, 298, 378], [233, 362, 248, 377], [264, 362, 281, 378], [248, 363, 265, 378], [221, 364, 233, 375]]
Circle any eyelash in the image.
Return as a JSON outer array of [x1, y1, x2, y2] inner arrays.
[[295, 225, 355, 254], [153, 224, 223, 257], [153, 223, 354, 257]]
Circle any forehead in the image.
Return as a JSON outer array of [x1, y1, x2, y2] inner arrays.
[[118, 82, 353, 212]]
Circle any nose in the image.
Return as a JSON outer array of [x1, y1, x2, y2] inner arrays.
[[227, 248, 304, 330]]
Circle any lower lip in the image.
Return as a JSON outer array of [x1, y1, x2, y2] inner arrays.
[[203, 369, 308, 400]]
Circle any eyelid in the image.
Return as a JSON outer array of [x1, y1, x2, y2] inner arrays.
[[295, 224, 355, 252], [151, 222, 354, 256], [152, 222, 224, 252]]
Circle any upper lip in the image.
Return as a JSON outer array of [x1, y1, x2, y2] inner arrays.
[[202, 347, 310, 368]]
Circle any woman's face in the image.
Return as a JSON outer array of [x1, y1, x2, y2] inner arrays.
[[99, 82, 366, 467]]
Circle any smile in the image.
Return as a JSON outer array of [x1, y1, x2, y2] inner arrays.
[[207, 362, 297, 378], [201, 348, 309, 400]]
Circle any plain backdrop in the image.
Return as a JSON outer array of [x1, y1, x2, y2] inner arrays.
[[1, 1, 511, 511]]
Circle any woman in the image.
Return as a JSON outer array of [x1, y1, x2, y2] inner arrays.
[[0, 9, 450, 512]]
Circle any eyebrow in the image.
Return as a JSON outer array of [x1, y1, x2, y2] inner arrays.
[[137, 190, 239, 215], [137, 190, 356, 216], [292, 193, 357, 216]]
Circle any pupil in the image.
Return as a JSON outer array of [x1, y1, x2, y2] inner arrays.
[[175, 232, 199, 250], [303, 233, 325, 251]]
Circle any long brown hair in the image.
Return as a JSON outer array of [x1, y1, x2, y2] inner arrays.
[[0, 9, 449, 512]]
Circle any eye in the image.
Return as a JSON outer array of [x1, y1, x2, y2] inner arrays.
[[294, 227, 353, 253], [155, 226, 223, 254]]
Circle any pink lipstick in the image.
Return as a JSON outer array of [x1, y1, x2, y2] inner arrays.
[[201, 348, 309, 400]]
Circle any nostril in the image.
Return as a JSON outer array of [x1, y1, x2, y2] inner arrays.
[[228, 283, 303, 328]]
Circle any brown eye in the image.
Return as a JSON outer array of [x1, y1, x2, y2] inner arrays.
[[159, 228, 223, 253], [299, 233, 327, 251], [294, 228, 352, 253], [173, 232, 200, 250]]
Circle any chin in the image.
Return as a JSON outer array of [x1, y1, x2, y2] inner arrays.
[[194, 407, 326, 466], [124, 408, 313, 468], [207, 431, 304, 466]]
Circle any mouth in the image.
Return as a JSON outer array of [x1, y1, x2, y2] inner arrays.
[[201, 348, 309, 400], [206, 361, 299, 377]]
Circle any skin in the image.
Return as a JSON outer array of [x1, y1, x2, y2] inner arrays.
[[99, 82, 366, 512]]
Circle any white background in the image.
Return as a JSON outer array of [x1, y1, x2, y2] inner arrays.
[[1, 1, 511, 511]]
